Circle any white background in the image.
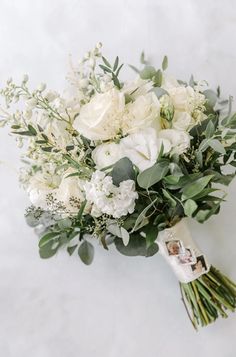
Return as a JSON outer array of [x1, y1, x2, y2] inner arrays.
[[0, 1, 236, 356]]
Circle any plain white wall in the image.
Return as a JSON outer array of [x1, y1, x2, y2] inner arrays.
[[0, 1, 236, 356]]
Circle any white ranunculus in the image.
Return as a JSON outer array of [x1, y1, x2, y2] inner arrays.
[[73, 88, 125, 140], [120, 128, 171, 172], [172, 111, 194, 131], [158, 129, 191, 155], [92, 142, 124, 169], [122, 92, 161, 135]]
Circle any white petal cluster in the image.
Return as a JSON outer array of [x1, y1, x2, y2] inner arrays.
[[73, 87, 161, 141], [83, 171, 138, 218], [27, 168, 87, 215]]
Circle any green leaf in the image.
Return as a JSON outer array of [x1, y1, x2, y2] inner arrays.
[[67, 245, 78, 256], [140, 51, 147, 64], [162, 189, 176, 207], [99, 64, 112, 73], [78, 240, 94, 265], [131, 198, 158, 232], [208, 139, 226, 154], [102, 56, 112, 68], [38, 231, 60, 248], [27, 124, 37, 136], [114, 233, 158, 257], [111, 157, 135, 186], [195, 210, 211, 223], [129, 64, 140, 74], [182, 175, 214, 200], [12, 130, 35, 136], [184, 199, 198, 217], [205, 121, 215, 138], [142, 225, 158, 248], [107, 223, 130, 246], [140, 66, 156, 80], [39, 240, 60, 259], [203, 89, 217, 109], [162, 56, 168, 71], [153, 69, 162, 87], [113, 56, 119, 71], [137, 161, 169, 189], [57, 218, 72, 230]]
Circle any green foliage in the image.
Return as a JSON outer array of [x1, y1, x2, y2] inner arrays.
[[111, 157, 135, 186], [78, 240, 94, 265], [114, 233, 158, 257], [181, 175, 214, 200], [137, 160, 169, 189]]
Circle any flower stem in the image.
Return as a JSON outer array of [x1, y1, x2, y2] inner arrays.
[[179, 266, 236, 329]]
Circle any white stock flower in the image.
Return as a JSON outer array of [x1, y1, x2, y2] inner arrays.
[[92, 142, 124, 169], [122, 92, 161, 135], [158, 129, 191, 155], [120, 128, 171, 171], [73, 88, 125, 140], [83, 171, 138, 218]]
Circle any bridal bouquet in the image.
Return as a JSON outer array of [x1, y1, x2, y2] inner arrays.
[[1, 43, 236, 329]]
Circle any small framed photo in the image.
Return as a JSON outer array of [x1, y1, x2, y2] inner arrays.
[[191, 255, 207, 274], [178, 248, 196, 265], [165, 240, 183, 256]]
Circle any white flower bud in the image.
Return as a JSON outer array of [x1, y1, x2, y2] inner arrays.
[[37, 83, 46, 92], [22, 74, 29, 83], [96, 42, 102, 49], [26, 98, 38, 109], [78, 78, 89, 88], [88, 58, 95, 68]]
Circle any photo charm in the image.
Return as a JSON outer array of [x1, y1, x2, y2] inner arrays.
[[178, 248, 196, 265], [191, 255, 207, 274], [1, 43, 236, 330]]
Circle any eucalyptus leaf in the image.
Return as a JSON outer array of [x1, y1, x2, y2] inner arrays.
[[111, 157, 135, 186], [137, 161, 169, 189], [131, 198, 158, 232], [162, 56, 168, 71], [184, 199, 198, 217], [208, 139, 226, 154], [182, 175, 214, 200], [78, 240, 94, 265], [140, 66, 156, 80]]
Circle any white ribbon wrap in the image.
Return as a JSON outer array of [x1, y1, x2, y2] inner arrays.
[[158, 219, 210, 283]]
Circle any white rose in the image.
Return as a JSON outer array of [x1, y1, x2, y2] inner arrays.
[[120, 128, 171, 172], [73, 88, 125, 140], [172, 111, 194, 131], [158, 129, 191, 155], [168, 86, 195, 112], [92, 142, 124, 169], [122, 92, 161, 135]]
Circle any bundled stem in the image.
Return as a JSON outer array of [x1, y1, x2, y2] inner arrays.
[[180, 266, 236, 330]]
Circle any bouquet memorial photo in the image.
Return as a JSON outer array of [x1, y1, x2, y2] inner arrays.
[[1, 43, 236, 330]]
